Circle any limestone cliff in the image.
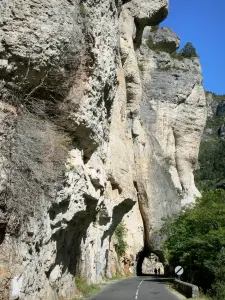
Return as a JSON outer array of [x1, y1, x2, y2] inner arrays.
[[0, 0, 206, 299], [195, 92, 225, 191]]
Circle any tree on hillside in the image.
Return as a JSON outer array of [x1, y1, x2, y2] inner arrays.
[[181, 42, 198, 58], [161, 189, 225, 297]]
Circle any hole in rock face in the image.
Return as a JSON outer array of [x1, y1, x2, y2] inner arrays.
[[136, 251, 164, 276], [0, 229, 6, 245]]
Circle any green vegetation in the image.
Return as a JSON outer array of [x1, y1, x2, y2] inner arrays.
[[75, 276, 101, 298], [146, 37, 170, 53], [147, 38, 198, 61], [195, 93, 225, 191], [79, 3, 88, 15], [150, 25, 159, 32], [170, 51, 185, 60], [161, 190, 225, 298], [157, 64, 189, 72], [180, 42, 198, 58], [73, 272, 129, 299], [205, 91, 225, 103], [158, 65, 172, 71], [170, 42, 198, 60], [115, 222, 127, 257], [138, 63, 144, 72], [195, 138, 225, 191], [146, 37, 160, 51]]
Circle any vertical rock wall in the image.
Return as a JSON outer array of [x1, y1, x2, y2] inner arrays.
[[119, 3, 206, 255], [0, 0, 206, 299]]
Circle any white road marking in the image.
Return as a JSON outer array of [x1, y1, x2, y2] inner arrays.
[[135, 280, 143, 299]]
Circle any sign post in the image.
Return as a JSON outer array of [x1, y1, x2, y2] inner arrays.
[[175, 266, 184, 280]]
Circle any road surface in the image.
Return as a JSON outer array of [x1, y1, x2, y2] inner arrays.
[[89, 276, 182, 300]]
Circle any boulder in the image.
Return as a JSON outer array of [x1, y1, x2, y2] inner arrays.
[[150, 27, 180, 53]]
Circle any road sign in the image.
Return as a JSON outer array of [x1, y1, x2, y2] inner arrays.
[[175, 266, 184, 276]]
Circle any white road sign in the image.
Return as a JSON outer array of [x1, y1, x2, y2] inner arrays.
[[175, 266, 184, 276]]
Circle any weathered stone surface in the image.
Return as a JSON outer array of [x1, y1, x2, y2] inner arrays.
[[205, 92, 216, 117], [132, 27, 206, 254], [216, 101, 225, 116], [142, 253, 164, 274], [0, 0, 143, 298], [218, 124, 225, 137], [148, 26, 180, 53], [139, 27, 206, 204], [0, 1, 207, 299]]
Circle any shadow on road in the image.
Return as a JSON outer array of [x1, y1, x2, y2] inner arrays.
[[138, 275, 174, 285]]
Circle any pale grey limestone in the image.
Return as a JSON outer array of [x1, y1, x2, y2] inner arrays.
[[149, 27, 180, 53], [0, 1, 207, 299]]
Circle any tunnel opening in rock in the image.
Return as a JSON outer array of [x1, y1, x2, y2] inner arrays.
[[136, 250, 164, 276]]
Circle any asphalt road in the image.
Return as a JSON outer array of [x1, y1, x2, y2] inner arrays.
[[89, 276, 181, 300]]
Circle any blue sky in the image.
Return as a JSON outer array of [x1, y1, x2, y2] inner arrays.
[[161, 0, 225, 95]]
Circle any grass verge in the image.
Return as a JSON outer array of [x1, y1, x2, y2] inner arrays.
[[72, 273, 129, 299], [73, 276, 101, 299]]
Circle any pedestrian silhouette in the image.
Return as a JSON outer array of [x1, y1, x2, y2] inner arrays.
[[158, 268, 160, 275], [154, 268, 157, 275]]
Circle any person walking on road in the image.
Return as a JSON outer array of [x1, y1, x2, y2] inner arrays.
[[154, 268, 157, 275], [158, 268, 160, 275]]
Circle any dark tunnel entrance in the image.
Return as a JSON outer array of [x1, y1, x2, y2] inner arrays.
[[136, 250, 164, 276]]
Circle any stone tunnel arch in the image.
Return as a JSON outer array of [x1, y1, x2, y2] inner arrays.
[[136, 250, 165, 276]]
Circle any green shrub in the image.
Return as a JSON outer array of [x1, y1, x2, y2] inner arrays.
[[151, 25, 159, 32], [146, 37, 157, 51], [115, 222, 127, 257], [147, 37, 166, 52], [195, 138, 225, 191], [158, 64, 189, 72], [138, 63, 144, 72], [161, 190, 225, 295], [170, 52, 184, 61], [170, 42, 198, 60], [158, 65, 172, 71], [210, 280, 225, 300], [180, 42, 198, 58], [79, 3, 88, 15]]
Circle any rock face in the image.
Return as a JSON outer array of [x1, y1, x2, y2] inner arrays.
[[146, 27, 180, 53], [138, 27, 206, 206], [216, 102, 225, 116], [205, 92, 225, 118], [218, 124, 225, 137], [142, 253, 164, 275], [120, 20, 206, 258], [196, 92, 225, 191], [203, 92, 225, 141], [0, 0, 206, 299]]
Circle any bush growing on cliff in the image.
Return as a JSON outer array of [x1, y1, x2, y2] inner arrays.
[[170, 51, 185, 60], [147, 37, 170, 53], [170, 42, 198, 60], [161, 189, 225, 296], [79, 3, 88, 15], [180, 42, 198, 58], [150, 25, 159, 32], [115, 222, 127, 257], [138, 62, 144, 72]]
